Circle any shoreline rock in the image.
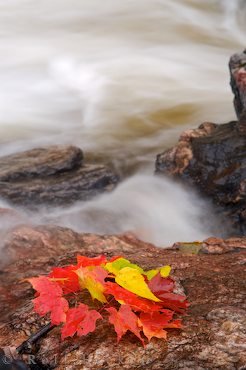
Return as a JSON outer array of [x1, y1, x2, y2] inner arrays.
[[156, 120, 246, 234], [0, 146, 119, 208], [0, 225, 245, 369], [156, 51, 246, 234], [229, 49, 246, 120]]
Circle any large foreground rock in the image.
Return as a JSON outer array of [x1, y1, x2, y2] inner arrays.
[[0, 225, 245, 369], [0, 146, 119, 208]]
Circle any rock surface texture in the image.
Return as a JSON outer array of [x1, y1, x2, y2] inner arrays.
[[156, 121, 246, 233], [230, 50, 246, 120], [156, 51, 246, 234], [0, 146, 119, 208], [0, 225, 245, 369]]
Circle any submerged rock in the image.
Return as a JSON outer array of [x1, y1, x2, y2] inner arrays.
[[0, 146, 119, 208], [0, 225, 245, 369]]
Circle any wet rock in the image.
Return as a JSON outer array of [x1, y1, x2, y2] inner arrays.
[[156, 51, 246, 234], [230, 50, 246, 120], [201, 236, 246, 254], [0, 146, 119, 208], [0, 225, 245, 369], [156, 120, 246, 234], [0, 207, 24, 229]]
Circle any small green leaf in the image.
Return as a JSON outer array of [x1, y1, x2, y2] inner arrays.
[[178, 242, 202, 255], [105, 258, 144, 275], [145, 269, 159, 280]]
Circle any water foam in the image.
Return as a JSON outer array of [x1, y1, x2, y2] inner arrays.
[[0, 0, 244, 244], [41, 174, 221, 246]]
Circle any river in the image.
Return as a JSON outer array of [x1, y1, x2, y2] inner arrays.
[[0, 0, 245, 245]]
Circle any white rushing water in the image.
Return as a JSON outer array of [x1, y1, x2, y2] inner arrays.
[[0, 0, 245, 245]]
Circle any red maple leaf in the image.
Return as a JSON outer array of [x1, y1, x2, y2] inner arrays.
[[105, 282, 163, 312], [109, 255, 123, 262], [29, 276, 69, 325], [148, 274, 174, 293], [28, 254, 188, 346], [49, 265, 80, 294], [61, 303, 102, 340], [148, 273, 188, 312], [77, 255, 107, 267], [106, 304, 144, 344], [139, 311, 182, 341], [158, 292, 188, 313]]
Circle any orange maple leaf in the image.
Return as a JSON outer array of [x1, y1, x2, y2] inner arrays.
[[139, 311, 182, 341], [106, 304, 144, 345]]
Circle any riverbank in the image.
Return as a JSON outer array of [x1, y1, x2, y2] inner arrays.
[[0, 224, 245, 369], [0, 51, 245, 369]]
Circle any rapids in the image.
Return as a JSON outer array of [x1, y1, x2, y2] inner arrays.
[[0, 0, 245, 245]]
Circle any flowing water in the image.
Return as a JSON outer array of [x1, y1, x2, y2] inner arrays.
[[0, 0, 245, 245]]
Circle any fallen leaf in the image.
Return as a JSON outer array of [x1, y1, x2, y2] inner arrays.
[[106, 304, 144, 344], [75, 266, 108, 303], [148, 273, 175, 294], [115, 267, 160, 302], [160, 265, 172, 278], [77, 255, 107, 267], [49, 265, 80, 294], [139, 311, 182, 341], [105, 282, 163, 312], [28, 276, 69, 325], [61, 303, 102, 339], [105, 257, 144, 276], [145, 265, 171, 280], [158, 292, 188, 312], [178, 242, 202, 255]]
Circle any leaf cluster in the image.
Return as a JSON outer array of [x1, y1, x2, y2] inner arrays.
[[28, 255, 188, 345]]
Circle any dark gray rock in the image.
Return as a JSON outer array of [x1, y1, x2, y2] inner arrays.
[[0, 146, 119, 208], [156, 51, 246, 235], [156, 120, 246, 234], [230, 50, 246, 120]]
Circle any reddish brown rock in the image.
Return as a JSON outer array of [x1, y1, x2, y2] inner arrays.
[[0, 225, 245, 369], [201, 236, 246, 254]]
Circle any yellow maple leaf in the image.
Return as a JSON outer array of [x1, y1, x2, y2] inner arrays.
[[75, 267, 107, 303], [160, 265, 171, 278], [145, 265, 171, 280], [115, 267, 160, 302]]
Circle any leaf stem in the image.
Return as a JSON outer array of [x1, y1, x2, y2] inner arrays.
[[16, 323, 54, 354]]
